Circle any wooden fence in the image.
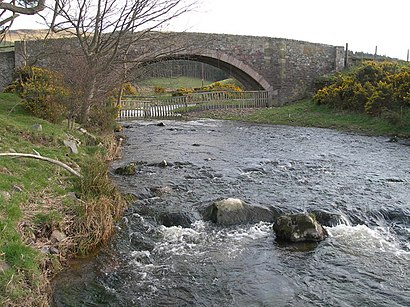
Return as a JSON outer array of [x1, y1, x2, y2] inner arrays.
[[118, 91, 269, 120]]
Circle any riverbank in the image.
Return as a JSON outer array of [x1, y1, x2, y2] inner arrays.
[[186, 99, 410, 138], [0, 93, 127, 306]]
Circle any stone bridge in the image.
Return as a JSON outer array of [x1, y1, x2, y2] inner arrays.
[[0, 32, 345, 104]]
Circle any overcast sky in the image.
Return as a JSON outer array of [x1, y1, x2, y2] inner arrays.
[[11, 0, 410, 60]]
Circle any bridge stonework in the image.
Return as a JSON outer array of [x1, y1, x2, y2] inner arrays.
[[0, 51, 15, 91], [2, 32, 344, 104]]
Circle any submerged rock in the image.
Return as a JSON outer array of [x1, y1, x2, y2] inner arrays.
[[387, 136, 398, 143], [157, 212, 195, 228], [310, 210, 350, 227], [114, 163, 137, 175], [273, 213, 328, 243], [158, 160, 168, 167], [147, 160, 174, 167], [203, 198, 274, 226], [130, 232, 156, 251], [150, 186, 173, 196]]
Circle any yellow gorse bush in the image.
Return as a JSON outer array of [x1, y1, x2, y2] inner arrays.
[[314, 61, 410, 116], [6, 66, 69, 123]]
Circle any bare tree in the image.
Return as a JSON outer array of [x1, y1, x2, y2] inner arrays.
[[0, 0, 46, 39], [42, 0, 197, 124]]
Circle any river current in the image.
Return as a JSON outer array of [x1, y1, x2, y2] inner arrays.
[[53, 119, 410, 306]]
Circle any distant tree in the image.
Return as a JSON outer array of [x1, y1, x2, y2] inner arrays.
[[0, 0, 46, 39]]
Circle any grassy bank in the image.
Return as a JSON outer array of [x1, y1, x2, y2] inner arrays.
[[0, 93, 126, 306], [191, 99, 410, 137]]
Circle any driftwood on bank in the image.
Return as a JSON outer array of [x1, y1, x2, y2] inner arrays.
[[0, 153, 81, 178]]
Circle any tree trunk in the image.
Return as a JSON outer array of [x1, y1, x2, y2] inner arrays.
[[116, 84, 124, 108], [80, 76, 97, 124]]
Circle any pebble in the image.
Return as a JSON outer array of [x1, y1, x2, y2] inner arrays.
[[0, 191, 11, 202], [50, 230, 67, 243], [0, 261, 10, 272]]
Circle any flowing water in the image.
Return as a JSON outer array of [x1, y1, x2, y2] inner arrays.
[[53, 119, 410, 306]]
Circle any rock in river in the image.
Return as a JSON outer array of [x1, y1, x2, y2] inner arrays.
[[157, 212, 195, 228], [203, 198, 275, 226], [114, 163, 136, 175], [273, 213, 328, 243]]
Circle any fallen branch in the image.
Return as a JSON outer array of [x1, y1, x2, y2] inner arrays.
[[0, 153, 82, 178]]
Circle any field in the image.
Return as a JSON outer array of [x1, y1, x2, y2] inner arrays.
[[137, 76, 213, 90]]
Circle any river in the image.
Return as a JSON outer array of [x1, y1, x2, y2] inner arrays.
[[53, 119, 410, 306]]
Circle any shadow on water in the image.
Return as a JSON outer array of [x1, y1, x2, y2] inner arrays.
[[53, 119, 410, 307]]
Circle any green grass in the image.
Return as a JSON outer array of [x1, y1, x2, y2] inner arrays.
[[0, 93, 104, 305], [197, 99, 410, 137], [138, 76, 212, 89], [0, 93, 127, 305]]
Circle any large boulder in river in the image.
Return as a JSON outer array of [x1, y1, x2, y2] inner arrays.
[[273, 213, 328, 243], [203, 198, 275, 226]]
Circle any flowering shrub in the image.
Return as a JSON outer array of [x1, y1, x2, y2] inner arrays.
[[122, 82, 138, 96], [172, 87, 193, 96], [393, 67, 410, 105], [154, 86, 166, 94], [6, 66, 68, 123], [314, 61, 410, 116], [170, 79, 243, 97], [200, 81, 242, 92]]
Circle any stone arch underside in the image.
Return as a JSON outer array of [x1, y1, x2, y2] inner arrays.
[[139, 51, 273, 95]]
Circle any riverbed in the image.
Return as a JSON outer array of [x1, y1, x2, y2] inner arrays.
[[53, 119, 410, 306]]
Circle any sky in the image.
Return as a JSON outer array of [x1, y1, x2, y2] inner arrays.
[[11, 0, 410, 60]]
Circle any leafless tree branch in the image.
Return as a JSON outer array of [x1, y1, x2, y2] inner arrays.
[[0, 152, 81, 178], [0, 0, 47, 39], [39, 0, 197, 123]]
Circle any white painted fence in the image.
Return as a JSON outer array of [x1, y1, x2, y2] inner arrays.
[[118, 91, 269, 120]]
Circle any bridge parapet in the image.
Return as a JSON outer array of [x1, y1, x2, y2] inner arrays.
[[4, 32, 344, 103]]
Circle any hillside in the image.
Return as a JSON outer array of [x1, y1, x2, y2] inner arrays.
[[3, 29, 74, 43]]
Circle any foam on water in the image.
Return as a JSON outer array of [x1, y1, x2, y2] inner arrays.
[[152, 221, 272, 259], [327, 224, 410, 259]]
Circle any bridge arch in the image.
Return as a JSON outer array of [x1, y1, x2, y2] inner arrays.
[[139, 51, 274, 96]]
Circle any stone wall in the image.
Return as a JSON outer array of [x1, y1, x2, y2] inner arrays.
[[0, 51, 15, 91]]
